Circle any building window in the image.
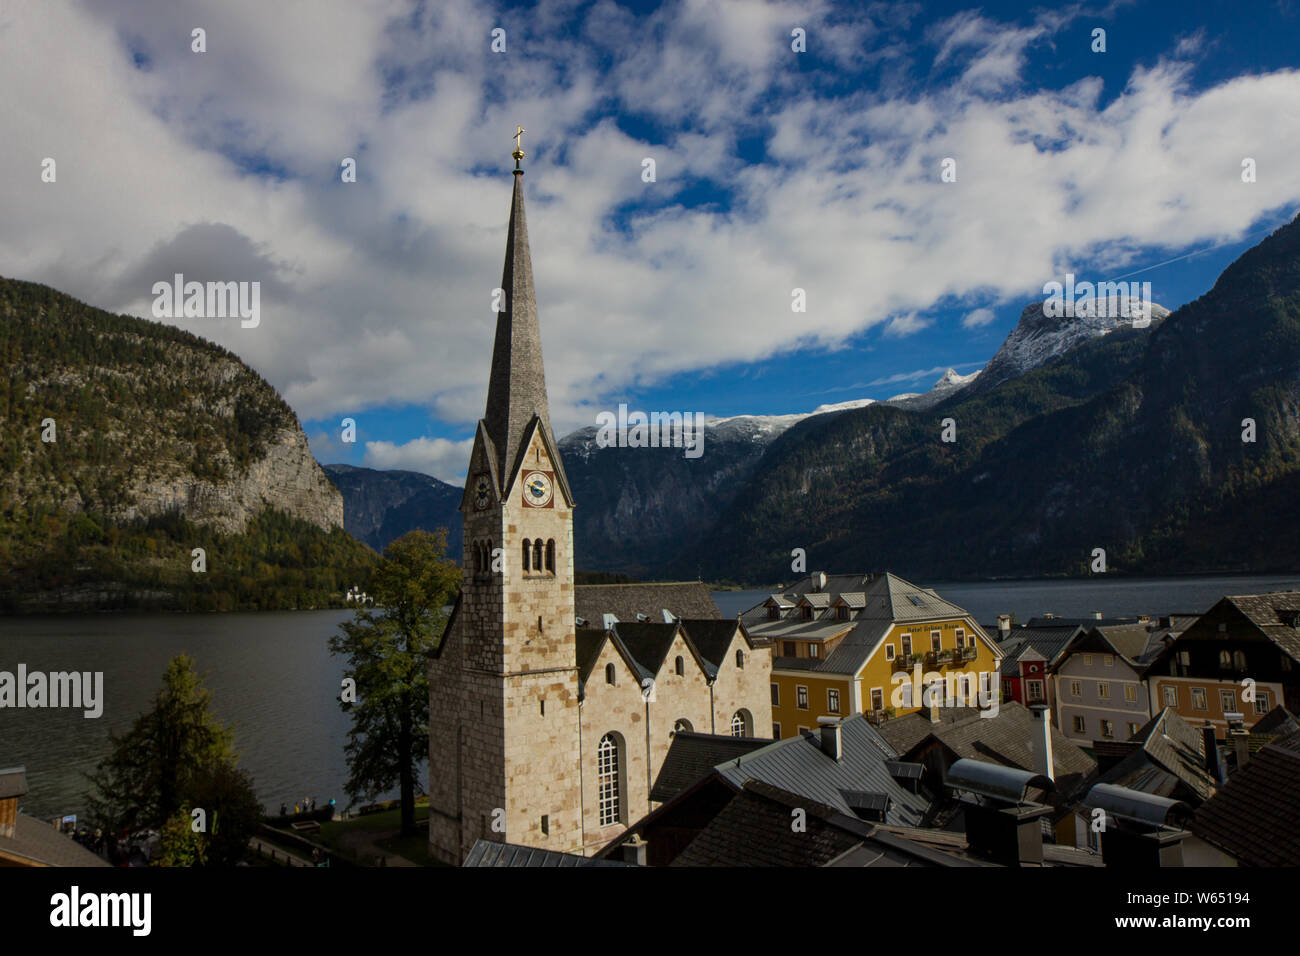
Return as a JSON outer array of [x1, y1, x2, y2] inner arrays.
[[545, 539, 555, 573], [1232, 650, 1247, 670], [797, 686, 809, 710], [900, 681, 913, 708], [597, 734, 621, 827], [1101, 720, 1114, 738], [1002, 679, 1013, 698], [1163, 685, 1178, 707], [1103, 655, 1114, 667], [736, 649, 745, 669], [1070, 680, 1082, 697], [541, 814, 549, 835], [1027, 679, 1044, 703], [522, 539, 531, 572], [772, 722, 782, 739], [1178, 650, 1191, 667], [1124, 685, 1137, 702], [1255, 691, 1271, 715], [1191, 687, 1207, 711], [837, 606, 849, 621], [956, 628, 966, 646], [674, 718, 692, 733], [809, 643, 819, 659], [605, 663, 616, 685], [828, 689, 841, 714], [675, 655, 684, 676], [1083, 655, 1092, 666], [801, 605, 813, 621], [1219, 650, 1232, 669], [783, 641, 796, 657], [1127, 723, 1139, 737], [1073, 715, 1086, 733], [770, 683, 779, 706], [885, 644, 895, 661], [731, 710, 751, 737], [1097, 682, 1109, 699], [901, 634, 912, 657], [767, 605, 779, 619], [1220, 690, 1236, 712], [871, 688, 884, 711], [931, 630, 942, 652]]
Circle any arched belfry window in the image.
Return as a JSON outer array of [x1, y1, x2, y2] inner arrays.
[[546, 539, 556, 573], [605, 663, 616, 685], [597, 733, 622, 827], [522, 539, 531, 572]]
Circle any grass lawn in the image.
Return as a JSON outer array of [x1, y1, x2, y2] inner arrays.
[[315, 799, 444, 866]]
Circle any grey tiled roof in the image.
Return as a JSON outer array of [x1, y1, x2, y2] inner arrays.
[[1192, 731, 1300, 866], [463, 839, 634, 867], [1250, 705, 1299, 736], [0, 815, 110, 867], [1224, 592, 1300, 662], [610, 622, 685, 680], [575, 582, 721, 625], [713, 715, 928, 826], [0, 766, 27, 801], [1099, 708, 1218, 803], [650, 732, 772, 803], [996, 627, 1081, 675], [679, 619, 748, 675]]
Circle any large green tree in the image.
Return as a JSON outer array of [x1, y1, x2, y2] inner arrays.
[[86, 655, 260, 865], [330, 529, 460, 836]]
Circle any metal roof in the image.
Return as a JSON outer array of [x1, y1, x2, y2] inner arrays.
[[945, 758, 1054, 804], [1085, 783, 1192, 828]]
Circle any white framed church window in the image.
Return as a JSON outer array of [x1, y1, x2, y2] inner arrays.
[[597, 733, 621, 826]]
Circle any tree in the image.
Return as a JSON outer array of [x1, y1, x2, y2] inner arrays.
[[330, 529, 460, 836], [86, 655, 254, 862]]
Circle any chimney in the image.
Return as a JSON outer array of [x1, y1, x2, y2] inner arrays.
[[817, 717, 842, 760], [0, 766, 27, 840], [814, 571, 827, 592], [1093, 611, 1103, 620], [997, 615, 1011, 638], [1202, 721, 1225, 784], [1226, 712, 1249, 771], [1030, 704, 1055, 781], [928, 700, 941, 724], [947, 760, 1055, 867], [1088, 783, 1192, 868], [620, 836, 647, 865]]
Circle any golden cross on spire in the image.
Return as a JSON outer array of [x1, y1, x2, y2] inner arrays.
[[512, 125, 526, 161]]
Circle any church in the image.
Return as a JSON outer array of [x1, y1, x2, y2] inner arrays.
[[426, 137, 773, 865]]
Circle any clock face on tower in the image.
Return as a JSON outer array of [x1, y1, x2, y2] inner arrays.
[[473, 474, 492, 510], [523, 471, 553, 507]]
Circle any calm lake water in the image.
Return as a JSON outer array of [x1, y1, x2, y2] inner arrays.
[[5, 574, 1300, 820]]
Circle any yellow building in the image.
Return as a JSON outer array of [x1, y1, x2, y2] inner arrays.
[[741, 572, 1003, 738]]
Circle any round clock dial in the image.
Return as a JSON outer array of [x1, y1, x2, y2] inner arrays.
[[473, 474, 491, 510], [523, 471, 553, 507]]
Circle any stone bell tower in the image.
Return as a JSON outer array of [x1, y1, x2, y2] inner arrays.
[[427, 130, 582, 865]]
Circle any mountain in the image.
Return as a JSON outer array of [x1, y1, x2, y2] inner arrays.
[[970, 299, 1171, 394], [887, 368, 982, 411], [323, 463, 462, 558], [669, 214, 1300, 581], [0, 276, 376, 611]]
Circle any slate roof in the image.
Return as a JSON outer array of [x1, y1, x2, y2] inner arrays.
[[0, 814, 111, 867], [1250, 705, 1299, 737], [669, 780, 974, 867], [0, 766, 27, 800], [1192, 730, 1300, 866], [1025, 616, 1143, 628], [650, 732, 773, 803], [1092, 624, 1155, 663], [1098, 708, 1219, 803], [712, 715, 929, 826], [997, 627, 1080, 676], [609, 622, 685, 680], [575, 582, 721, 625], [463, 839, 634, 867], [679, 619, 748, 676], [1223, 593, 1300, 663]]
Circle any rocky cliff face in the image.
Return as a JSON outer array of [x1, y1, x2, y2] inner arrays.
[[322, 464, 461, 555], [0, 276, 342, 535]]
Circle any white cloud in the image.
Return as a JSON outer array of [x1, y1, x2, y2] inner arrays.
[[882, 312, 931, 337], [363, 437, 475, 484], [962, 307, 996, 328]]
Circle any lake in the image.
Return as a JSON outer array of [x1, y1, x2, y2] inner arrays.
[[5, 573, 1300, 820]]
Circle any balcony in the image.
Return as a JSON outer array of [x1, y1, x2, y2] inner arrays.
[[926, 650, 954, 668], [951, 646, 976, 663], [892, 653, 918, 672]]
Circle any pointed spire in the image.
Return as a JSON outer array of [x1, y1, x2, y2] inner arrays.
[[482, 160, 555, 487]]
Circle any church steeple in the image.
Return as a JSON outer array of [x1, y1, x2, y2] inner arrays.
[[482, 139, 559, 491]]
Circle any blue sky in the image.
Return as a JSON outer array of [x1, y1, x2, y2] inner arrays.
[[2, 0, 1298, 482]]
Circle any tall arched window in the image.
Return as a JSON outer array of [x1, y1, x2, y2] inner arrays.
[[731, 709, 751, 737], [597, 733, 621, 826], [736, 649, 745, 669], [522, 539, 531, 572], [675, 655, 684, 676], [546, 539, 555, 573], [605, 662, 616, 685], [533, 539, 543, 572]]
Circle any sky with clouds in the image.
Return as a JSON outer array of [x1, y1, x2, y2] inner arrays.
[[3, 0, 1299, 483]]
